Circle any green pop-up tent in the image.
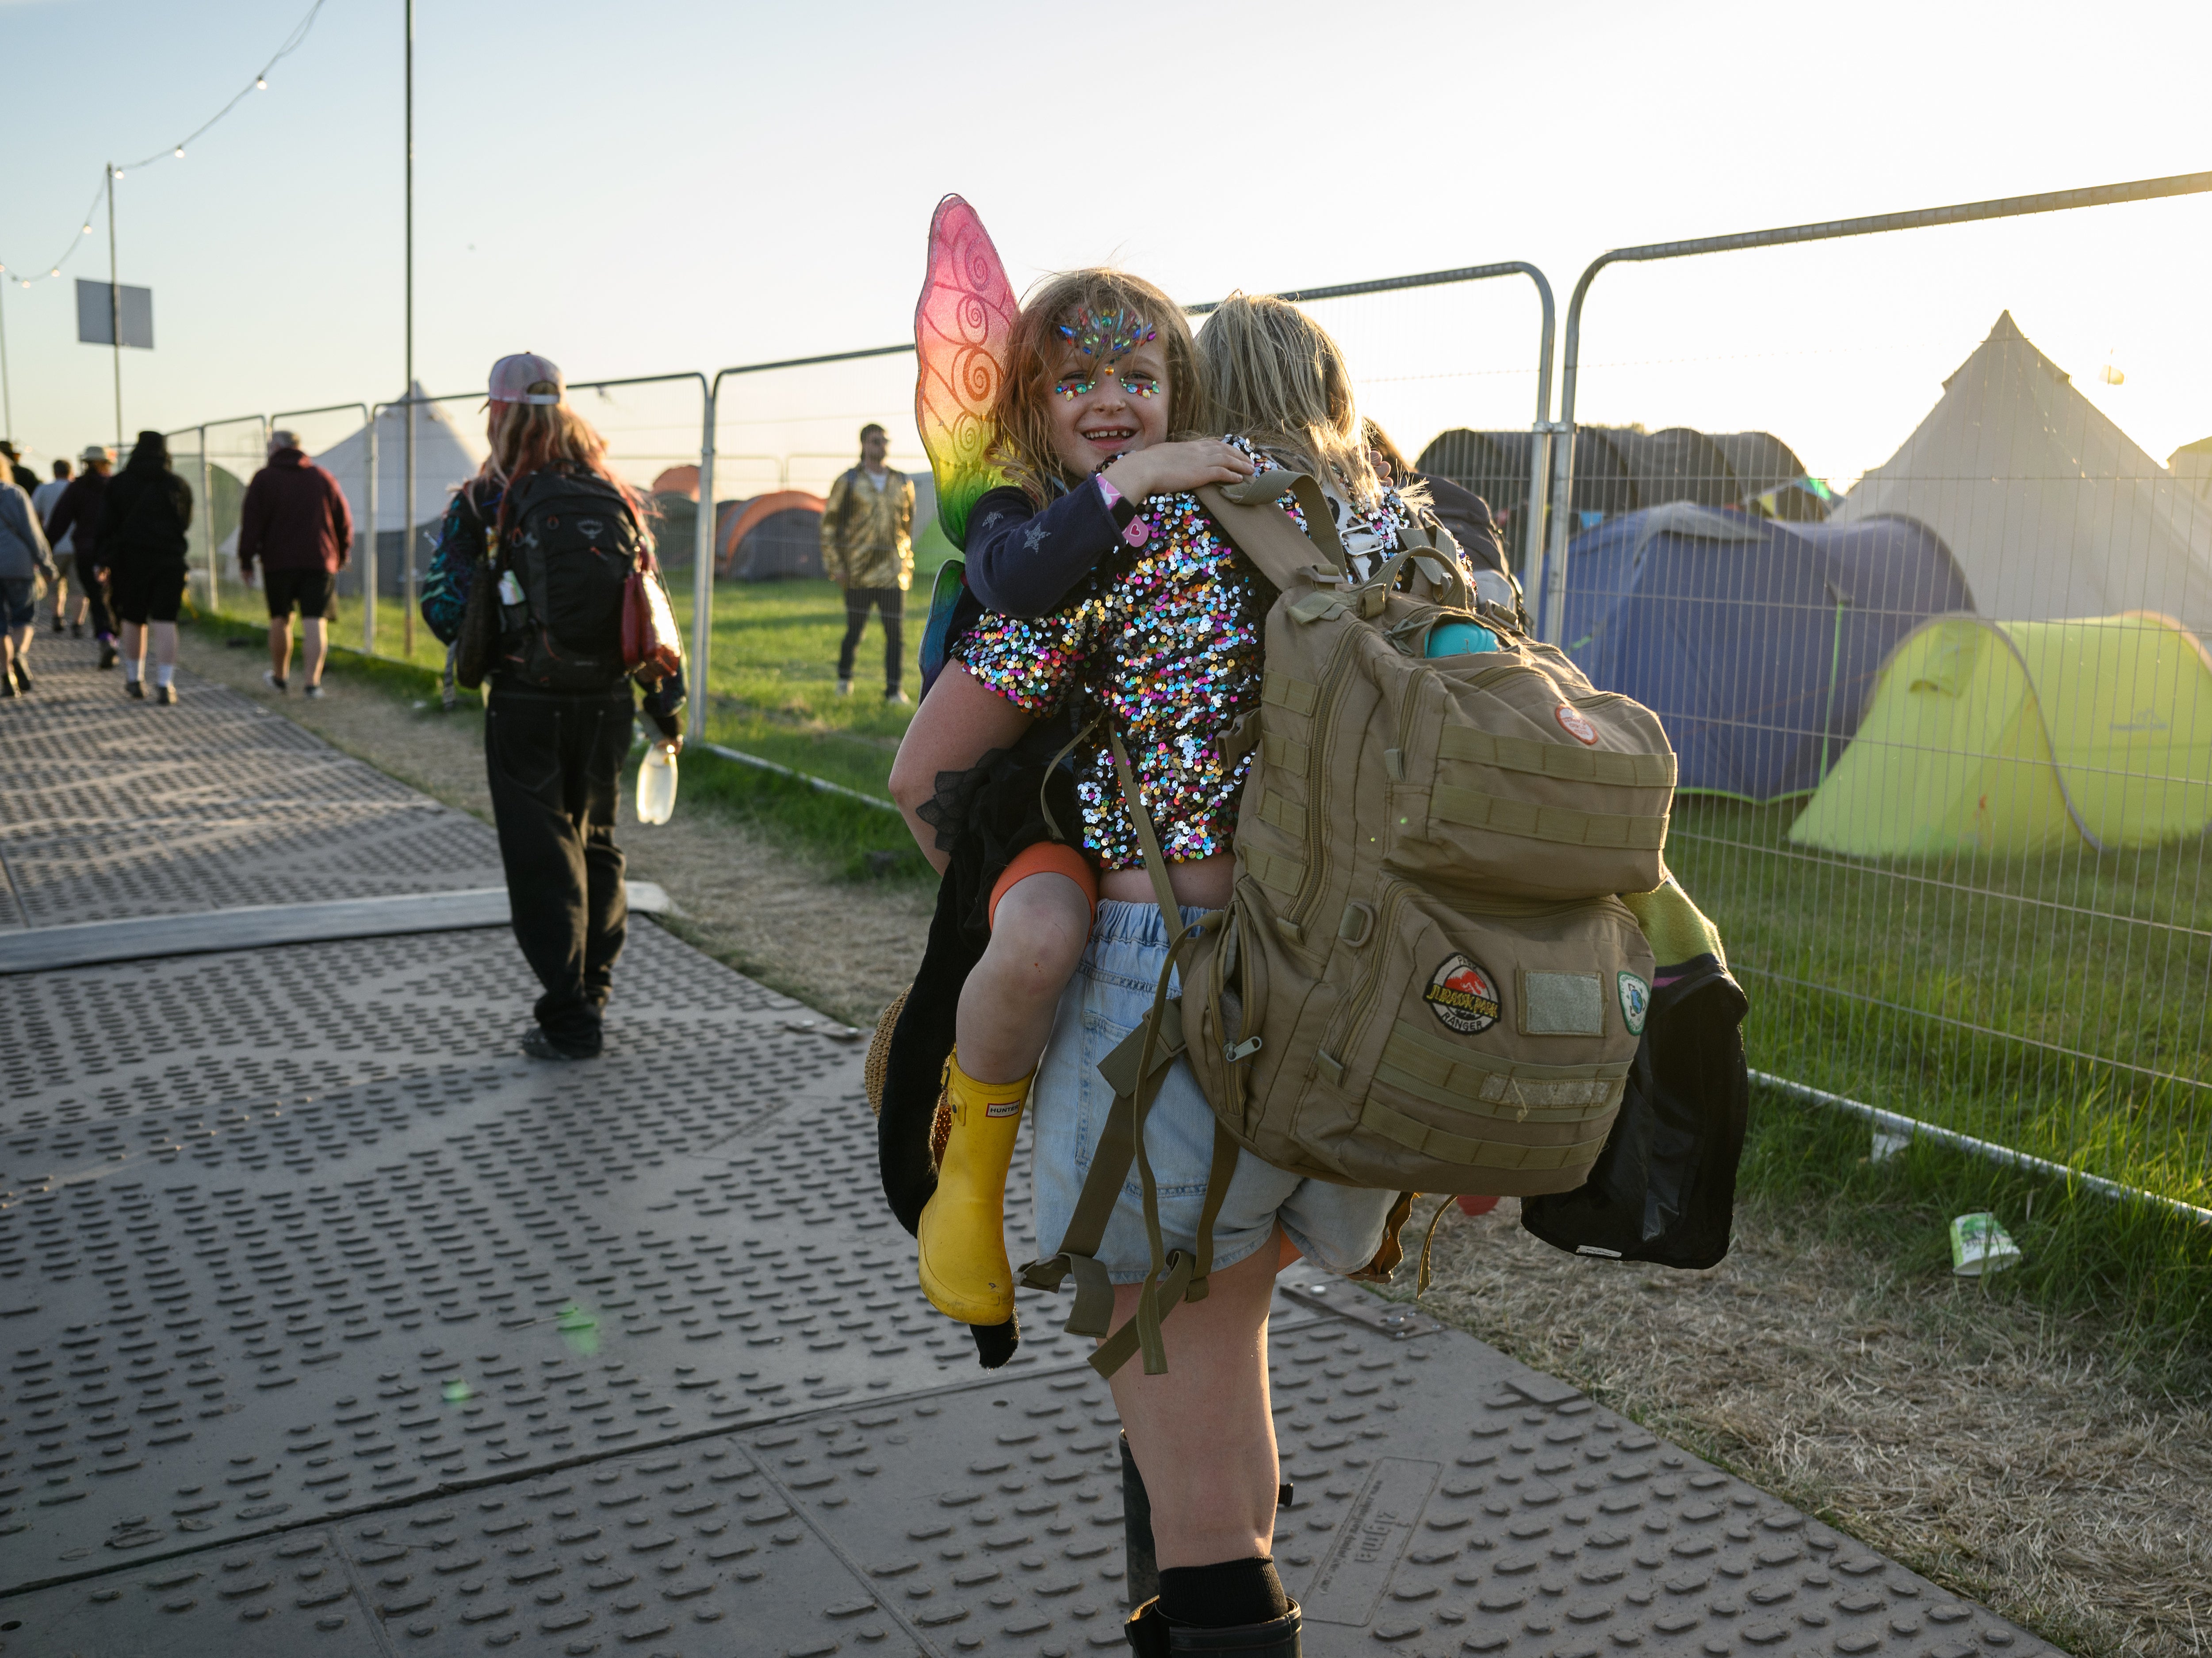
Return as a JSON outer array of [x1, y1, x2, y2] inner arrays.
[[1787, 611, 2212, 857]]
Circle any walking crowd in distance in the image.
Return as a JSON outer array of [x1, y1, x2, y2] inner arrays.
[[0, 426, 354, 705]]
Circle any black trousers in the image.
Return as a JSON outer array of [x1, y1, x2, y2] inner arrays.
[[73, 557, 115, 640], [484, 688, 631, 1052], [837, 585, 904, 690]]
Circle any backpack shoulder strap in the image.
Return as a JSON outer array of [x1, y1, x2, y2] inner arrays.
[[1196, 472, 1349, 591]]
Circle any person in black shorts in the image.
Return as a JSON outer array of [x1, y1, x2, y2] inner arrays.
[[97, 431, 194, 703], [238, 428, 354, 696]]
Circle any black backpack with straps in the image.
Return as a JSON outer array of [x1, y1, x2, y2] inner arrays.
[[496, 466, 643, 693]]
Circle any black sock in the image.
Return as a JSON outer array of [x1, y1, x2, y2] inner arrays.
[[1157, 1557, 1290, 1628]]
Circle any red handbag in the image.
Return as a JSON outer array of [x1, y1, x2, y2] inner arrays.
[[622, 549, 685, 688]]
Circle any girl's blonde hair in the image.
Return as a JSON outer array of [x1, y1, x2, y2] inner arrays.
[[988, 268, 1205, 504], [480, 392, 634, 506], [1195, 293, 1383, 507]]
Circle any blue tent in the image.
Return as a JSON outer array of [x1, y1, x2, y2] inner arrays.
[[1559, 503, 1973, 801]]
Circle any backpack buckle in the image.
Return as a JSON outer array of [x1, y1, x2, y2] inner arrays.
[[1224, 1035, 1263, 1065]]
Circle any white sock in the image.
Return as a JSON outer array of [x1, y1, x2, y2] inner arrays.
[[124, 661, 142, 684], [154, 664, 175, 688]]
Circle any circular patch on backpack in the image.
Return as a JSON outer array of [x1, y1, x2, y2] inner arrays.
[[1424, 954, 1500, 1035], [1555, 704, 1599, 745]]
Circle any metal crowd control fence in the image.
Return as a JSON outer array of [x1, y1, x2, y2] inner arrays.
[[685, 264, 1559, 770], [163, 413, 267, 613], [159, 196, 2212, 1219], [1545, 169, 2212, 1219]]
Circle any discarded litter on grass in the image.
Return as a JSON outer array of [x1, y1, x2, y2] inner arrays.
[[1950, 1211, 2023, 1276]]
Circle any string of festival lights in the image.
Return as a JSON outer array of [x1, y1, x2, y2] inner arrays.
[[0, 0, 330, 292]]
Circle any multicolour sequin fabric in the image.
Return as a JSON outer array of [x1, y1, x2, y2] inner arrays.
[[954, 443, 1450, 870]]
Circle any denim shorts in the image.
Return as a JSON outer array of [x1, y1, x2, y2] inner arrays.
[[1029, 899, 1397, 1284], [0, 578, 34, 630]]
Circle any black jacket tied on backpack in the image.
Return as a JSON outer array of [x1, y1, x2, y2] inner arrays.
[[1519, 878, 1749, 1269]]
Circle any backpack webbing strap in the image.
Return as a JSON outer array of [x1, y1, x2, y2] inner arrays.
[[1108, 730, 1189, 949], [1430, 783, 1670, 850], [1197, 476, 1347, 593], [1439, 726, 1677, 787]]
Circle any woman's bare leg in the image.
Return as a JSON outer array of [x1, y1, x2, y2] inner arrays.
[[956, 873, 1091, 1083], [1109, 1229, 1283, 1568]]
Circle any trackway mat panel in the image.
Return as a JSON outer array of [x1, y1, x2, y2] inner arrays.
[[0, 642, 2055, 1658]]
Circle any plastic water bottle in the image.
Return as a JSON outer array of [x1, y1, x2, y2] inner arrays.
[[1427, 619, 1499, 657], [636, 744, 678, 825]]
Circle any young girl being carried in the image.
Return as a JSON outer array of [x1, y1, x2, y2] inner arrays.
[[886, 269, 1253, 1353], [887, 279, 1482, 1370]]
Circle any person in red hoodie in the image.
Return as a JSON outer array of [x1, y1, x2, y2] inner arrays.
[[237, 428, 353, 697]]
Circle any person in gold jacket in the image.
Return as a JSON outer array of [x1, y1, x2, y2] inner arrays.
[[820, 423, 916, 703]]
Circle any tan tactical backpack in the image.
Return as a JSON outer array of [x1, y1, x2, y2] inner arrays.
[[1025, 472, 1675, 1378]]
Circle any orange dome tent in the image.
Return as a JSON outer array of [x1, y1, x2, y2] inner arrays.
[[716, 490, 827, 579]]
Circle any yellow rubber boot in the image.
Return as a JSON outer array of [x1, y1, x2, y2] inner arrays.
[[916, 1054, 1031, 1325]]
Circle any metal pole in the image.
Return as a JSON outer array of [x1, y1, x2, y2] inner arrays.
[[689, 380, 717, 743], [198, 426, 214, 613], [402, 0, 415, 659], [1537, 423, 1576, 642], [1539, 167, 2212, 644], [106, 164, 122, 450], [365, 404, 379, 654], [0, 275, 14, 440]]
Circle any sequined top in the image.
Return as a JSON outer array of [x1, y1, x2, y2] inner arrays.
[[955, 443, 1448, 870]]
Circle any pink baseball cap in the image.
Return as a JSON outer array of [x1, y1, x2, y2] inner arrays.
[[488, 352, 565, 405]]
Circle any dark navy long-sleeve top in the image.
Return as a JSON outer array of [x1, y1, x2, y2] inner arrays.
[[962, 476, 1135, 619]]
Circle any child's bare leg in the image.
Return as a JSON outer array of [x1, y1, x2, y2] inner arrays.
[[956, 871, 1091, 1083]]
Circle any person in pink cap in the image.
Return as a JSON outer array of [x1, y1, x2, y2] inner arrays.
[[421, 353, 686, 1061]]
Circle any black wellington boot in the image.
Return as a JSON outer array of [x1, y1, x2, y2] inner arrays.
[[1121, 1434, 1160, 1610], [1124, 1599, 1301, 1655]]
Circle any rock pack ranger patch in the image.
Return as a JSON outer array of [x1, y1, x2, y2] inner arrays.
[[1555, 704, 1599, 745], [1617, 970, 1650, 1035], [1425, 955, 1500, 1035]]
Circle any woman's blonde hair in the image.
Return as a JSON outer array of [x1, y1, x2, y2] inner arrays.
[[1195, 293, 1383, 507], [988, 268, 1205, 504], [480, 391, 633, 505]]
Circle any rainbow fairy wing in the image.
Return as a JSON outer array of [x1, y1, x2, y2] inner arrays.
[[914, 194, 1016, 550]]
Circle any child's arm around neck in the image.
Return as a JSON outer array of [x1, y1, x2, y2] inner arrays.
[[964, 473, 1142, 619]]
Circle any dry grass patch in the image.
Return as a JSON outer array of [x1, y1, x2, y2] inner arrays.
[[1398, 1193, 2212, 1658]]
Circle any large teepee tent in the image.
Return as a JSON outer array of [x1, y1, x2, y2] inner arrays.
[[1830, 313, 2212, 633], [309, 386, 489, 596], [1787, 612, 2212, 857]]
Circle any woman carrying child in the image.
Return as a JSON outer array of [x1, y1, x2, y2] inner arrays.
[[888, 287, 1477, 1654]]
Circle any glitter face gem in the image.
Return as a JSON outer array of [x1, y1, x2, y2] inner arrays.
[[1057, 307, 1157, 362], [1054, 375, 1096, 401], [1120, 375, 1159, 399]]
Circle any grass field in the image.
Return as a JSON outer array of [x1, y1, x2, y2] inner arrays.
[[1667, 797, 2212, 1210], [213, 544, 955, 807]]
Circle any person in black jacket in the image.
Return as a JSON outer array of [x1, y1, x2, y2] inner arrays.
[[42, 447, 117, 664], [98, 431, 195, 704]]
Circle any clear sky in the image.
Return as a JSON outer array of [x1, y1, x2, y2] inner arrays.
[[2, 0, 2207, 497]]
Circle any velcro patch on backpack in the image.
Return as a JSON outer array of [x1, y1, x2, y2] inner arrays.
[[1517, 969, 1605, 1036]]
